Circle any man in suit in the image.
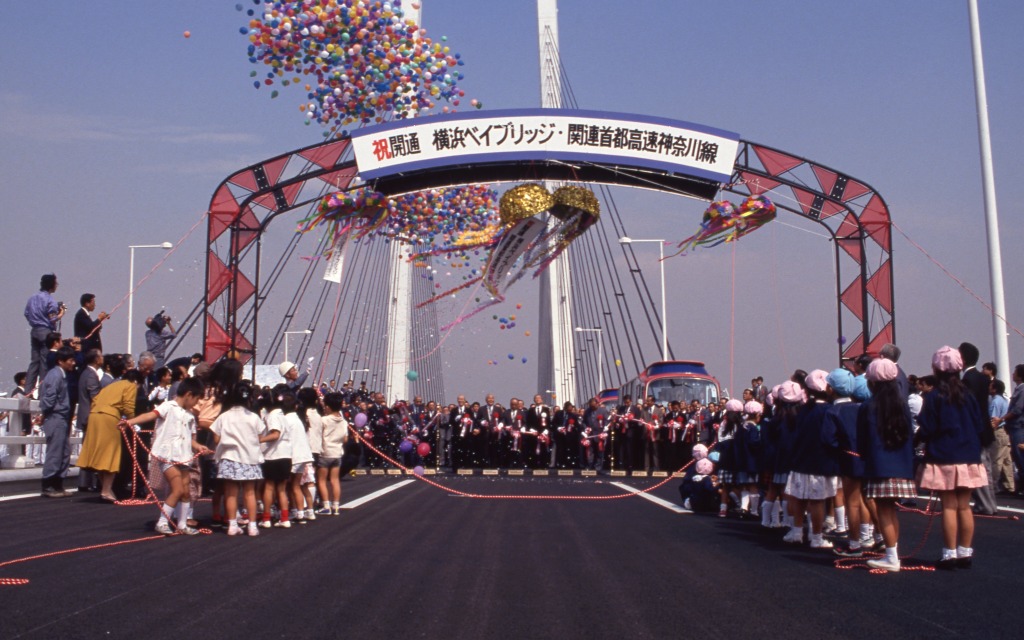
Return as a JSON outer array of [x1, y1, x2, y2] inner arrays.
[[76, 349, 110, 491], [477, 393, 500, 467], [526, 394, 551, 469], [39, 347, 76, 497], [959, 342, 997, 514], [74, 293, 109, 354], [503, 398, 524, 469], [450, 395, 473, 472]]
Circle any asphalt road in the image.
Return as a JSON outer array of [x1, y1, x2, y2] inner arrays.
[[1, 474, 1021, 639]]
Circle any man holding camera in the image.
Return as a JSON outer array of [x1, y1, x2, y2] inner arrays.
[[144, 312, 176, 368], [24, 273, 65, 394]]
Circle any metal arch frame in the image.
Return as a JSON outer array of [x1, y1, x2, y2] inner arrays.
[[202, 135, 358, 365], [725, 140, 895, 363], [202, 137, 896, 371]]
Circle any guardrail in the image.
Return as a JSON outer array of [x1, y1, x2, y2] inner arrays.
[[0, 397, 83, 469]]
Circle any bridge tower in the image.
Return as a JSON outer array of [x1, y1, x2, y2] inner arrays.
[[536, 0, 577, 405]]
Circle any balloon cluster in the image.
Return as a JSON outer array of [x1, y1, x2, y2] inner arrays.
[[241, 0, 468, 131], [298, 185, 500, 247], [668, 195, 777, 258]]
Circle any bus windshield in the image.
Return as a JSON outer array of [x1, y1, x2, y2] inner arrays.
[[647, 378, 719, 406]]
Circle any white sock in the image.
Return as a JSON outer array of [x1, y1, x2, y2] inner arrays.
[[848, 538, 861, 550], [825, 515, 835, 527], [860, 523, 872, 540], [771, 500, 783, 525], [761, 501, 773, 526], [835, 506, 847, 530], [187, 503, 194, 519], [749, 495, 760, 515], [885, 545, 899, 563], [811, 533, 824, 546], [159, 503, 175, 525], [789, 526, 803, 540], [957, 545, 973, 558], [740, 490, 750, 511], [177, 502, 191, 530], [942, 547, 957, 560]]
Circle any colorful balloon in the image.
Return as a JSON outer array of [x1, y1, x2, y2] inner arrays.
[[354, 412, 368, 428]]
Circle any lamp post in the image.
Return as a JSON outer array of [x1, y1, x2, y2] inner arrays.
[[619, 236, 668, 360], [283, 329, 311, 363], [350, 367, 369, 382], [575, 326, 604, 393], [127, 242, 173, 355]]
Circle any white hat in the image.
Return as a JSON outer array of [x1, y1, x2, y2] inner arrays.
[[278, 361, 296, 377]]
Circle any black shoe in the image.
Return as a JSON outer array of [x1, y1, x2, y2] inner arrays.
[[956, 556, 973, 569], [936, 557, 958, 570], [833, 544, 864, 558]]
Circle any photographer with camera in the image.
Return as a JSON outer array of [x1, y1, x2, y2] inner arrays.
[[24, 273, 65, 394], [144, 311, 176, 369]]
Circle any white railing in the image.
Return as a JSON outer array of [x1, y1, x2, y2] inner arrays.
[[0, 397, 83, 469]]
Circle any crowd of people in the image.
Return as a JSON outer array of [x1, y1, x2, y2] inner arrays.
[[12, 274, 1024, 568], [677, 342, 1021, 573]]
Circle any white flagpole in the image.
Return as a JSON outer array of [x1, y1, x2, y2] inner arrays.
[[967, 0, 1010, 384]]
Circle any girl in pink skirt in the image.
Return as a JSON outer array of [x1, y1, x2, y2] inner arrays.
[[916, 346, 989, 569]]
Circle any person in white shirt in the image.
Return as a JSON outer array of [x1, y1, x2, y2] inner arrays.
[[259, 384, 295, 529], [317, 393, 350, 515], [209, 381, 269, 537], [288, 396, 316, 523], [125, 378, 209, 535]]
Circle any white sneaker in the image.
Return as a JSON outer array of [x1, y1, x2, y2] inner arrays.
[[810, 537, 834, 549], [305, 508, 316, 521], [258, 520, 272, 529], [274, 520, 292, 529], [247, 523, 260, 537], [782, 529, 804, 544], [227, 524, 244, 536], [867, 557, 901, 572], [155, 521, 174, 536], [178, 526, 201, 536]]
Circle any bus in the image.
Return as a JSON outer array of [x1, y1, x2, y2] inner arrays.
[[595, 388, 619, 410], [618, 361, 720, 408]]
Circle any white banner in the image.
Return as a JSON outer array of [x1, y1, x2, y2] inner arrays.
[[323, 235, 346, 283], [351, 108, 739, 185]]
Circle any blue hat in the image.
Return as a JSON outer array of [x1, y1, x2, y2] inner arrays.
[[708, 450, 721, 463], [826, 368, 856, 398], [851, 374, 871, 402]]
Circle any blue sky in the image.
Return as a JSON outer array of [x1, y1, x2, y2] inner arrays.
[[2, 1, 1022, 400]]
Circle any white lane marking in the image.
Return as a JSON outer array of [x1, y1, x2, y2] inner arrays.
[[0, 492, 43, 502], [609, 482, 690, 514], [341, 479, 416, 509]]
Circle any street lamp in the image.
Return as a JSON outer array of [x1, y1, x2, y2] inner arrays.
[[350, 367, 369, 382], [283, 330, 312, 363], [127, 242, 173, 355], [575, 326, 604, 393], [619, 236, 668, 360]]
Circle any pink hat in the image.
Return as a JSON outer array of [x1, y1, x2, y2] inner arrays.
[[804, 369, 829, 393], [695, 458, 713, 475], [724, 398, 744, 412], [744, 400, 763, 415], [691, 443, 708, 460], [778, 380, 806, 404], [866, 357, 898, 382], [932, 345, 964, 373], [765, 393, 774, 407]]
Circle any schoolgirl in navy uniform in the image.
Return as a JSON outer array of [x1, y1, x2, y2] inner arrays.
[[783, 370, 839, 549], [916, 346, 989, 569], [734, 400, 763, 519], [759, 386, 788, 528], [822, 368, 868, 556], [715, 399, 745, 517], [775, 381, 806, 532], [856, 358, 916, 572]]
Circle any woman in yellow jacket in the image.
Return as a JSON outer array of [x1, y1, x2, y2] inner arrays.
[[76, 370, 142, 501]]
